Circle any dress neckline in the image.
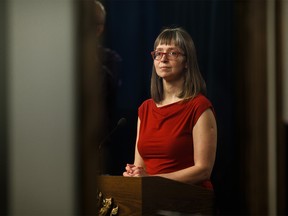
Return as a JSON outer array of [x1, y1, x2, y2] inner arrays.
[[154, 99, 186, 108]]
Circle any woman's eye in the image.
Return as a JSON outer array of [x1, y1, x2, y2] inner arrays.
[[169, 52, 178, 56]]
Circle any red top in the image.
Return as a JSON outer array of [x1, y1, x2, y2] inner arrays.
[[137, 94, 214, 189]]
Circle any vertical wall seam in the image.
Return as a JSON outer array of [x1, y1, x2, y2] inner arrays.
[[267, 0, 277, 215]]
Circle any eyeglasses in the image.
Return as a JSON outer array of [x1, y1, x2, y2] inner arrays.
[[151, 51, 186, 60]]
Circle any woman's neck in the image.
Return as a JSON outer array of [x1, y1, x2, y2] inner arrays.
[[159, 79, 184, 106]]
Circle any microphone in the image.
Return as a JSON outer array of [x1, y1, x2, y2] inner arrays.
[[98, 117, 127, 150]]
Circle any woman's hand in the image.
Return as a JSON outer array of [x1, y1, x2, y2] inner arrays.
[[123, 164, 148, 177]]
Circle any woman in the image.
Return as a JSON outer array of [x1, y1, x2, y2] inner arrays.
[[123, 27, 217, 189]]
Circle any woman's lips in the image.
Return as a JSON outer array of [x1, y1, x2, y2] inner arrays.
[[160, 66, 170, 70]]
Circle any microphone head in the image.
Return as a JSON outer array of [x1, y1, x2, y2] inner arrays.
[[117, 117, 127, 127]]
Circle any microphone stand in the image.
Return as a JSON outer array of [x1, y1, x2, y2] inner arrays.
[[97, 118, 127, 175]]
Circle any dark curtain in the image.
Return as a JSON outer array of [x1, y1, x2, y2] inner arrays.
[[101, 0, 241, 214]]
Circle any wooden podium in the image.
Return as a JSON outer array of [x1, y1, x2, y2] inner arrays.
[[97, 176, 215, 215]]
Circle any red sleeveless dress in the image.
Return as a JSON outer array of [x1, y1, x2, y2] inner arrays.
[[137, 94, 214, 189]]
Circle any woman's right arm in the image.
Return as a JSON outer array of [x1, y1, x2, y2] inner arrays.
[[133, 118, 145, 167]]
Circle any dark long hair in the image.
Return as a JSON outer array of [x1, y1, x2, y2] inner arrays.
[[150, 27, 206, 103]]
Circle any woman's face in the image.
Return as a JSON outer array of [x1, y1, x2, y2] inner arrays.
[[153, 43, 187, 82]]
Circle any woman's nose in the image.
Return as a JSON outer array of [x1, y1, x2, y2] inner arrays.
[[160, 53, 169, 61]]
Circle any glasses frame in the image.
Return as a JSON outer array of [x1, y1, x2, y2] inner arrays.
[[151, 50, 186, 61]]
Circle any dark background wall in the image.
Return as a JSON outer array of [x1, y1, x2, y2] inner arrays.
[[100, 0, 238, 214]]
